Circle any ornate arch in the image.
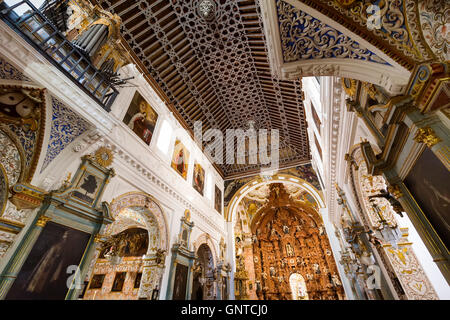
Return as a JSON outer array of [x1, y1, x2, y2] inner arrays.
[[226, 173, 324, 223], [193, 233, 218, 268], [250, 198, 324, 234], [110, 192, 169, 251], [260, 0, 414, 94], [289, 273, 309, 300]]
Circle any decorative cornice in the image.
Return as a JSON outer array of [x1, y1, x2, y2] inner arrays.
[[325, 77, 345, 224]]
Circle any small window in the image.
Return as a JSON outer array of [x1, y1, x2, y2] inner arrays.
[[89, 274, 105, 289], [157, 120, 173, 154]]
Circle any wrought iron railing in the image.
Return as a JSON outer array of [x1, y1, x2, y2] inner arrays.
[[0, 0, 118, 111]]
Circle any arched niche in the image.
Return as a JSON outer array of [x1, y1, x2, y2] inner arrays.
[[109, 192, 169, 252], [192, 233, 218, 267], [289, 273, 309, 300], [192, 243, 215, 300]]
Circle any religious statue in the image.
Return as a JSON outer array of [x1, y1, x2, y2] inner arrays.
[[155, 249, 167, 265], [367, 229, 384, 247], [331, 274, 342, 287], [368, 189, 404, 217], [269, 266, 276, 277], [312, 263, 320, 274], [319, 226, 325, 236]]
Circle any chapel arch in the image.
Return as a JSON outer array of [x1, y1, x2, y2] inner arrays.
[[233, 182, 344, 300], [83, 192, 169, 300], [192, 243, 216, 300]]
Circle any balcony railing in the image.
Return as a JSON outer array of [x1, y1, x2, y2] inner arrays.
[[0, 0, 118, 111]]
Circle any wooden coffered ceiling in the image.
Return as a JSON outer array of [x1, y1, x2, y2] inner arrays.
[[93, 0, 311, 178]]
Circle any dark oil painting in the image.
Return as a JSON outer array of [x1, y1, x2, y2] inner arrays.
[[215, 185, 222, 214], [403, 148, 450, 249], [111, 272, 127, 292], [6, 222, 90, 300], [172, 263, 188, 300]]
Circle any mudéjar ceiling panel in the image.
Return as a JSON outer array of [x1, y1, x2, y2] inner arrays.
[[94, 0, 311, 178]]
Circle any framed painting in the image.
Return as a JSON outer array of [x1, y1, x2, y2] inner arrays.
[[111, 272, 127, 292], [134, 272, 142, 289], [89, 274, 105, 289], [123, 91, 158, 145], [5, 222, 91, 300], [215, 185, 222, 214], [172, 263, 188, 300], [72, 169, 103, 205], [171, 139, 189, 179], [403, 148, 450, 248], [192, 162, 205, 195]]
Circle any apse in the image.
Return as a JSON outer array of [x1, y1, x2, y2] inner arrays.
[[233, 182, 344, 300]]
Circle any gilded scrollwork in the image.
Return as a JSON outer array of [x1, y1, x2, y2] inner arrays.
[[277, 1, 389, 65], [413, 127, 442, 148], [417, 0, 449, 61]]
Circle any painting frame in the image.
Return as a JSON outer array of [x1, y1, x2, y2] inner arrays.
[[403, 147, 450, 249], [214, 185, 222, 214], [111, 272, 127, 292], [171, 139, 190, 180], [172, 263, 188, 300], [5, 221, 91, 300], [192, 162, 205, 196], [123, 90, 159, 146], [89, 274, 105, 290], [72, 169, 103, 205]]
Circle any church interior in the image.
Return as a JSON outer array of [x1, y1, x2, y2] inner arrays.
[[0, 0, 448, 300]]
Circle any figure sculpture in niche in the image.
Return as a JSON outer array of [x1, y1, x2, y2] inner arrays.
[[368, 189, 404, 217], [269, 266, 276, 277]]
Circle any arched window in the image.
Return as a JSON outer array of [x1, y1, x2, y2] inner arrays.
[[289, 273, 308, 300]]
